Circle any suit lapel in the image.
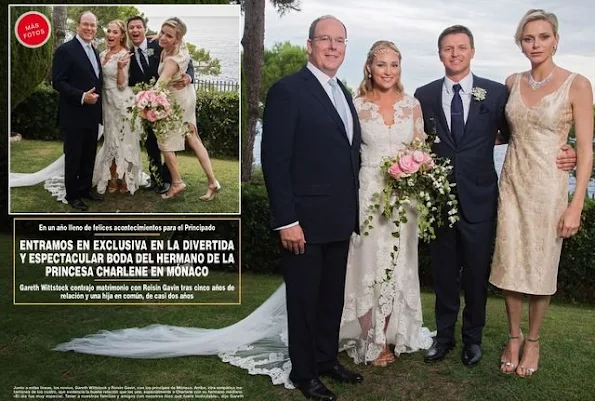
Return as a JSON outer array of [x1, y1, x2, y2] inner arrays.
[[340, 80, 359, 148], [73, 39, 99, 80], [300, 68, 349, 143], [431, 79, 455, 149]]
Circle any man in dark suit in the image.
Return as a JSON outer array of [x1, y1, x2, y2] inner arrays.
[[52, 11, 103, 211], [126, 15, 195, 194], [415, 25, 575, 367], [261, 15, 362, 401]]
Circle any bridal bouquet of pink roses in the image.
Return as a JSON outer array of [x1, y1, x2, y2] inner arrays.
[[363, 131, 459, 282], [127, 81, 184, 144]]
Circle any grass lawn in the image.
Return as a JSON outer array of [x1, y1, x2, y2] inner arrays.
[[9, 139, 240, 214], [3, 234, 594, 400]]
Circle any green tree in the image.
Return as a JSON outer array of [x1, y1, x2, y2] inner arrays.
[[260, 41, 307, 105], [187, 43, 221, 76], [11, 6, 54, 109], [237, 0, 301, 182]]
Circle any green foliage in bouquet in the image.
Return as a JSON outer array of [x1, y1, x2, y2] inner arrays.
[[362, 123, 458, 285], [127, 79, 187, 145]]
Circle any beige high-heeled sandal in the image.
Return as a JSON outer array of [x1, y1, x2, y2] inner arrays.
[[161, 181, 186, 200], [371, 345, 396, 367], [199, 180, 221, 201], [516, 336, 540, 377], [500, 332, 523, 374]]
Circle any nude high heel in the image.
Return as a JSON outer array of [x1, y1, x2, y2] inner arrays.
[[199, 180, 221, 201]]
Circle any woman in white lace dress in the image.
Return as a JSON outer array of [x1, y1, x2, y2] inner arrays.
[[153, 18, 220, 200], [53, 40, 432, 388], [340, 40, 433, 367], [92, 20, 143, 195]]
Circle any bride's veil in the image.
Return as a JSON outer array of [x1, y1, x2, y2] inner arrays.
[[54, 283, 296, 389]]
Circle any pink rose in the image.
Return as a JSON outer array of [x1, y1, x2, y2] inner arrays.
[[145, 109, 157, 122], [421, 152, 434, 169], [412, 150, 425, 163], [398, 154, 420, 174], [388, 162, 405, 179], [146, 91, 157, 102], [155, 95, 169, 106]]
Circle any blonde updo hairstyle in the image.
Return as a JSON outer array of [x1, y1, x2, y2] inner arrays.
[[161, 17, 187, 53], [357, 40, 404, 97], [514, 9, 559, 47], [107, 19, 128, 50]]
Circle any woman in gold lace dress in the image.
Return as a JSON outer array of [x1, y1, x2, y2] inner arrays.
[[490, 9, 593, 377], [156, 17, 221, 200]]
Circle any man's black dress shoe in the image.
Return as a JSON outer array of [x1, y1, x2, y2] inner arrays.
[[296, 379, 336, 401], [424, 342, 455, 363], [319, 363, 363, 384], [145, 179, 157, 190], [157, 182, 171, 194], [68, 199, 88, 211], [81, 192, 104, 201], [461, 344, 482, 366]]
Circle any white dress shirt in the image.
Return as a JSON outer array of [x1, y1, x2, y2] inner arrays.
[[275, 62, 354, 231], [306, 62, 354, 141], [442, 72, 473, 130], [134, 38, 150, 71], [75, 35, 98, 105]]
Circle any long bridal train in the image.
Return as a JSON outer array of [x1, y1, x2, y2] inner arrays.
[[54, 282, 434, 389], [9, 127, 150, 203]]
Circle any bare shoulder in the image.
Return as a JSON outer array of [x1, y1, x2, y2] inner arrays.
[[504, 73, 517, 90], [570, 73, 592, 92]]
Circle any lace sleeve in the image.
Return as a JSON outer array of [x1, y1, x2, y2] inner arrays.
[[412, 97, 427, 141]]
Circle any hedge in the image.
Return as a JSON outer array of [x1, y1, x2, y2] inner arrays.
[[10, 6, 54, 109], [11, 84, 239, 158], [241, 180, 595, 304]]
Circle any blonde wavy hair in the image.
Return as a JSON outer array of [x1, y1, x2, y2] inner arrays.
[[107, 19, 128, 50], [514, 9, 559, 46], [357, 40, 403, 97], [161, 17, 188, 55]]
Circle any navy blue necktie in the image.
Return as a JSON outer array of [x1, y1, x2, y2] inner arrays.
[[450, 83, 464, 145], [137, 47, 149, 73]]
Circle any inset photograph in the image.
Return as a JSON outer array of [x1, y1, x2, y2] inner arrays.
[[9, 4, 240, 214]]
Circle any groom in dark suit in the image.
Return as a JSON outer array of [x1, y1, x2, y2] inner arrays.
[[126, 15, 195, 194], [52, 11, 103, 211], [415, 25, 575, 367], [262, 15, 362, 401]]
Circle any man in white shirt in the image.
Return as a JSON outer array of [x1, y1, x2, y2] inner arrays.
[[261, 15, 362, 401]]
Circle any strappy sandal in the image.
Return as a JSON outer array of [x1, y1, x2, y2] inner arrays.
[[516, 336, 540, 377], [371, 345, 396, 367], [199, 180, 221, 201], [161, 181, 186, 200], [107, 178, 118, 193], [500, 332, 524, 374]]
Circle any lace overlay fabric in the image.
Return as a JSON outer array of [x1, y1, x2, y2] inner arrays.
[[93, 49, 145, 195], [340, 96, 433, 363], [490, 73, 576, 295], [52, 95, 434, 389], [9, 50, 149, 199]]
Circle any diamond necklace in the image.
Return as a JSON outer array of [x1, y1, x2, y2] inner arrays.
[[528, 67, 556, 91]]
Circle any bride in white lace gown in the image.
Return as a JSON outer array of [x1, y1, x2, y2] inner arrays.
[[54, 40, 432, 388], [9, 20, 148, 199], [92, 20, 143, 195], [340, 41, 433, 367]]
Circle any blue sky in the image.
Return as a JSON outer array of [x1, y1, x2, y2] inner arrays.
[[262, 0, 595, 95]]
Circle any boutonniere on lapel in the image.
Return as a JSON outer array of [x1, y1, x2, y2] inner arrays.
[[146, 48, 155, 57], [471, 86, 487, 102]]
